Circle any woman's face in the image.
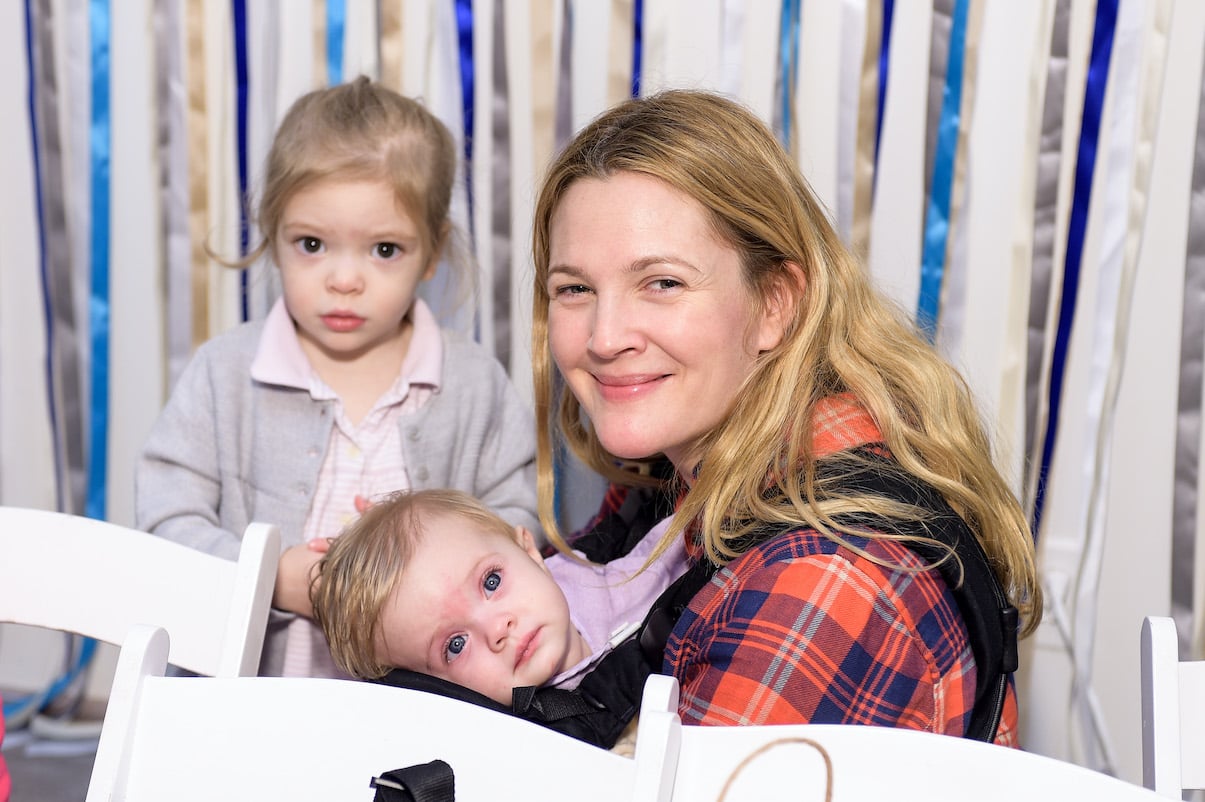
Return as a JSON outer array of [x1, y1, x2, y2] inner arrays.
[[546, 171, 784, 476]]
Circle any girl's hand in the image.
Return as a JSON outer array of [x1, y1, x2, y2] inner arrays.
[[273, 544, 324, 617]]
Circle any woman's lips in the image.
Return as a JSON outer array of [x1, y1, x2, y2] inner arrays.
[[593, 373, 667, 400]]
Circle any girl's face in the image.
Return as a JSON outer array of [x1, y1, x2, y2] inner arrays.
[[375, 516, 587, 705], [546, 172, 784, 476], [276, 177, 436, 372]]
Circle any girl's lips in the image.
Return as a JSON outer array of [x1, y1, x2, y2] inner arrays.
[[322, 313, 365, 332]]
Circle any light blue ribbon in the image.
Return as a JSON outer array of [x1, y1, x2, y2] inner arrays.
[[916, 0, 967, 340], [778, 0, 802, 148], [327, 0, 345, 86], [87, 0, 111, 523]]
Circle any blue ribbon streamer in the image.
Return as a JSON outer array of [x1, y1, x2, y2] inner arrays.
[[455, 0, 475, 244], [874, 0, 895, 190], [778, 0, 803, 149], [24, 0, 64, 514], [233, 0, 249, 320], [327, 0, 345, 86], [916, 0, 968, 340], [632, 0, 643, 97], [87, 0, 111, 523], [1030, 0, 1119, 541]]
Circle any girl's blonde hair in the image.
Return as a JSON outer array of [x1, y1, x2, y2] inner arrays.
[[311, 489, 518, 679], [530, 89, 1041, 636], [226, 76, 469, 297]]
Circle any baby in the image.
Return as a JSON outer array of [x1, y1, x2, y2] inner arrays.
[[311, 488, 684, 706]]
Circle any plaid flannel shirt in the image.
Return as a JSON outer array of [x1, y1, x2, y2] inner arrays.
[[665, 396, 1019, 744]]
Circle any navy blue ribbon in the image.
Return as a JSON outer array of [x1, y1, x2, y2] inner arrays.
[[632, 0, 643, 97], [1031, 0, 1119, 541], [233, 0, 249, 319], [874, 0, 895, 189], [455, 0, 475, 244]]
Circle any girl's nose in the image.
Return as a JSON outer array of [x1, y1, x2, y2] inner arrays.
[[325, 256, 364, 294]]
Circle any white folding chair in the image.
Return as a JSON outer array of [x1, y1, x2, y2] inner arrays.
[[0, 506, 278, 678], [1140, 615, 1205, 798], [636, 674, 1165, 802], [86, 625, 674, 802]]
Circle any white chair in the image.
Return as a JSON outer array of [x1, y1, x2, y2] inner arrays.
[[85, 625, 676, 802], [637, 674, 1166, 802], [0, 506, 278, 677], [90, 623, 1164, 802], [1140, 615, 1205, 798]]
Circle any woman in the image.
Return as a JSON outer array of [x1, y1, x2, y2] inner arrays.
[[530, 89, 1041, 745]]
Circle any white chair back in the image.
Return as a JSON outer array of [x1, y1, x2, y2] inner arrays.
[[0, 506, 278, 677], [1140, 615, 1205, 797]]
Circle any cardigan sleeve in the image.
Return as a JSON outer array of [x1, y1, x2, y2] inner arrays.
[[135, 342, 244, 561]]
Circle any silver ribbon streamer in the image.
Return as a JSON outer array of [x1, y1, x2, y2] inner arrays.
[[923, 0, 953, 205], [31, 0, 86, 515], [1173, 41, 1205, 657], [491, 0, 513, 371], [1022, 0, 1069, 513]]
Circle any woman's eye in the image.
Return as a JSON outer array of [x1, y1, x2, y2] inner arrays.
[[483, 570, 502, 596], [445, 634, 467, 663], [298, 237, 323, 254], [375, 242, 400, 259], [553, 284, 590, 298], [649, 278, 682, 291]]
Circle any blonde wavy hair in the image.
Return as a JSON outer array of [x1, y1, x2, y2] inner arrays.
[[530, 89, 1041, 636], [311, 489, 520, 679]]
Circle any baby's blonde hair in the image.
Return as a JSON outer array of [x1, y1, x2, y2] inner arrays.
[[311, 489, 517, 679]]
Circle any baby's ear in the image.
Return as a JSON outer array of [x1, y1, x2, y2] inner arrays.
[[515, 526, 547, 568]]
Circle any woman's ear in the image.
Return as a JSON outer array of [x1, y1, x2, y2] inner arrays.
[[755, 261, 804, 352]]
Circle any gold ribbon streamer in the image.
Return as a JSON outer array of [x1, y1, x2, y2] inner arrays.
[[530, 0, 557, 179], [186, 0, 210, 349], [379, 0, 404, 92], [607, 0, 634, 106], [850, 0, 882, 262]]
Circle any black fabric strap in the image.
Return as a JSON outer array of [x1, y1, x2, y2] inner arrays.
[[370, 759, 455, 802]]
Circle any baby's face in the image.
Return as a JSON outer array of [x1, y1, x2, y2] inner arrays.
[[374, 514, 586, 705]]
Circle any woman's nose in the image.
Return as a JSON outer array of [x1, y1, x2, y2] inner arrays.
[[587, 295, 641, 358]]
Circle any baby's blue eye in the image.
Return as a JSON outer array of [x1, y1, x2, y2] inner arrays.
[[483, 570, 501, 594], [446, 634, 467, 661]]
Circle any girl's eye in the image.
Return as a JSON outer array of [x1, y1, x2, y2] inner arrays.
[[445, 634, 467, 663], [298, 237, 323, 254], [374, 242, 400, 259], [483, 570, 502, 596]]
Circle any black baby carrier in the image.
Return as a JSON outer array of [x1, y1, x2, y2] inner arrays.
[[377, 449, 1020, 749]]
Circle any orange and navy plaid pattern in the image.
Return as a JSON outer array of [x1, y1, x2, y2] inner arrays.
[[665, 395, 1019, 745]]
